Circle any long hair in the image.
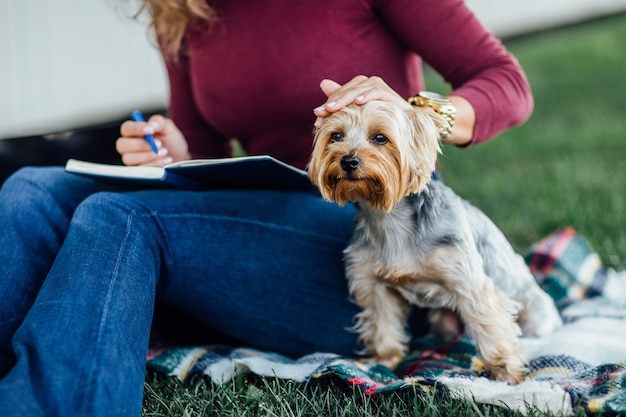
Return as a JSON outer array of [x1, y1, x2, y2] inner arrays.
[[138, 0, 218, 59]]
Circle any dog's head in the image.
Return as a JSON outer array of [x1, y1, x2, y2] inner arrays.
[[308, 101, 444, 212]]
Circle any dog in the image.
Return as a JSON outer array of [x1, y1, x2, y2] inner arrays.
[[308, 101, 562, 384]]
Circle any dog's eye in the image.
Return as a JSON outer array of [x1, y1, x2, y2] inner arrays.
[[330, 132, 344, 142], [371, 133, 389, 145]]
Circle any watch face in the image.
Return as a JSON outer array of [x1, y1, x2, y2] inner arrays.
[[419, 91, 448, 103]]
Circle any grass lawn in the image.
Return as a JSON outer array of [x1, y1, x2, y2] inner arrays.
[[142, 13, 626, 417]]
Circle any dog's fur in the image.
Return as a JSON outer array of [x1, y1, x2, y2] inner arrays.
[[308, 101, 562, 384]]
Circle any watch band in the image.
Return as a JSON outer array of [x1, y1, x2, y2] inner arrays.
[[408, 91, 456, 139]]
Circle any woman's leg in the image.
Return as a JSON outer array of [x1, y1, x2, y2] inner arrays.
[[153, 189, 361, 358], [0, 188, 360, 416], [0, 167, 113, 375], [0, 189, 166, 416]]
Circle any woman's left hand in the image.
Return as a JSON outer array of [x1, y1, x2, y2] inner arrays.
[[313, 75, 412, 127]]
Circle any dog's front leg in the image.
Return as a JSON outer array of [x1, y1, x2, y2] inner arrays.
[[425, 246, 528, 384], [348, 266, 411, 369], [455, 275, 528, 384]]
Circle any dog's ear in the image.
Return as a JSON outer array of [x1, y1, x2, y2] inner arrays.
[[404, 106, 444, 152], [403, 107, 442, 195], [424, 108, 449, 139]]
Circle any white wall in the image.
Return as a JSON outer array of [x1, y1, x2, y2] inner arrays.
[[1, 0, 625, 139], [0, 0, 168, 138]]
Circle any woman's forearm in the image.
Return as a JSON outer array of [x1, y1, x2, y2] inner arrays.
[[444, 95, 476, 146]]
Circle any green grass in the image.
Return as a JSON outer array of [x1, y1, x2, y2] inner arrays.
[[142, 13, 626, 417], [143, 373, 597, 417]]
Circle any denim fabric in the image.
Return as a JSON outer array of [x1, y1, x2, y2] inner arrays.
[[0, 166, 363, 416]]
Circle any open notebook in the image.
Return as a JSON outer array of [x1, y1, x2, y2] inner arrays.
[[65, 155, 315, 192]]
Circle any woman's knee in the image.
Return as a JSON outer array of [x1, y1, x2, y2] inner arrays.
[[1, 168, 77, 236], [4, 166, 70, 193], [2, 167, 103, 217], [71, 191, 160, 241]]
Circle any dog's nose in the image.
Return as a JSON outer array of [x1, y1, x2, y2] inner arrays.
[[340, 155, 361, 172]]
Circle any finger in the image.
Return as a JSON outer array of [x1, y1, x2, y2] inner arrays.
[[328, 75, 386, 105], [120, 147, 172, 167], [314, 76, 370, 116], [320, 79, 343, 97], [314, 80, 342, 117], [126, 155, 173, 167], [352, 86, 413, 110], [120, 120, 155, 139], [314, 116, 325, 129], [340, 74, 370, 88], [115, 136, 163, 154], [323, 75, 370, 103], [147, 114, 168, 133], [314, 85, 374, 116]]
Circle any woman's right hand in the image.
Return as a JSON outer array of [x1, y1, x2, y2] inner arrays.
[[116, 114, 191, 166]]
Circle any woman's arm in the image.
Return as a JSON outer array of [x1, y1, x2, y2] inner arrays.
[[446, 95, 475, 146]]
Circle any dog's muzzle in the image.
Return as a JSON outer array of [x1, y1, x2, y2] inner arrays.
[[340, 155, 361, 173]]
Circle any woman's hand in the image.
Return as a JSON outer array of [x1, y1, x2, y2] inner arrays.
[[116, 114, 191, 166], [313, 75, 412, 127]]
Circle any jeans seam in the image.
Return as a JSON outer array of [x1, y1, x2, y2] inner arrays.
[[78, 209, 137, 415]]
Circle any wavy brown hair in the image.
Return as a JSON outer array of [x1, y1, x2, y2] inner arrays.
[[139, 0, 218, 59]]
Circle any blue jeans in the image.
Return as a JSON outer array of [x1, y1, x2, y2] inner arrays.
[[0, 166, 368, 416]]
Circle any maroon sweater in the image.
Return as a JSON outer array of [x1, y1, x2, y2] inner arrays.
[[166, 0, 533, 169]]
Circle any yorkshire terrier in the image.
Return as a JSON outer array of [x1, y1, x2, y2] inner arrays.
[[308, 101, 562, 384]]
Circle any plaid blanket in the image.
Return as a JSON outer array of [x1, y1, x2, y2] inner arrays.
[[147, 229, 626, 415]]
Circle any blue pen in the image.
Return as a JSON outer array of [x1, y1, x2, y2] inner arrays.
[[131, 110, 159, 154]]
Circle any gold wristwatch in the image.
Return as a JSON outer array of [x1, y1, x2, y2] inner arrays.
[[408, 91, 456, 139]]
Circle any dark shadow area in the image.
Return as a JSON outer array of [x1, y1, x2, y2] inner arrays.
[[0, 110, 165, 184]]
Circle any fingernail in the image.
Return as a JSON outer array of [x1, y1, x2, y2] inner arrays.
[[157, 147, 168, 156], [149, 121, 159, 129], [326, 101, 337, 108], [355, 95, 365, 102], [143, 126, 155, 135], [314, 117, 324, 128], [163, 157, 173, 165], [154, 139, 162, 148]]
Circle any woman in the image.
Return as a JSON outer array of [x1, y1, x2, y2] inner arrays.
[[0, 0, 532, 415]]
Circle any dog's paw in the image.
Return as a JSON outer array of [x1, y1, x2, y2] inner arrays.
[[490, 364, 527, 385], [359, 355, 402, 370], [483, 348, 528, 385], [358, 317, 409, 371], [374, 354, 403, 370]]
